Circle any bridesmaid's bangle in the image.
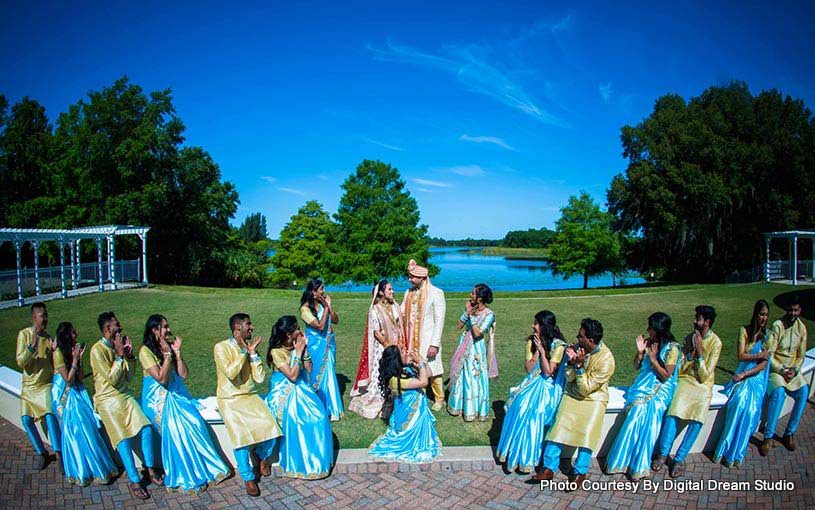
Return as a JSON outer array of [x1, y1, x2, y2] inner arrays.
[[292, 354, 302, 364], [302, 354, 312, 362], [418, 361, 428, 369]]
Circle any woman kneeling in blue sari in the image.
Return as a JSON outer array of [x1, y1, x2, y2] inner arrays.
[[712, 300, 771, 468], [140, 315, 231, 493], [265, 316, 334, 479], [605, 312, 681, 480], [497, 310, 567, 474], [51, 322, 118, 486], [369, 346, 442, 463]]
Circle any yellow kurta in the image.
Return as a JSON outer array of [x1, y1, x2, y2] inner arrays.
[[667, 330, 721, 423], [546, 342, 615, 450], [138, 346, 161, 375], [525, 339, 566, 364], [90, 338, 151, 448], [214, 339, 281, 449], [767, 318, 807, 393], [16, 327, 54, 420]]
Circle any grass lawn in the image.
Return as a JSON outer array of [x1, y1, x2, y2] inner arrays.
[[1, 282, 811, 448]]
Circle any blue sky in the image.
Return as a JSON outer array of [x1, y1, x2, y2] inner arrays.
[[2, 0, 814, 239]]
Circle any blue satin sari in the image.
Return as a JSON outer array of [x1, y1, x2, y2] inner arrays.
[[712, 336, 771, 466], [50, 374, 118, 486], [142, 371, 231, 493], [265, 348, 334, 479], [496, 339, 567, 473], [605, 342, 681, 479], [304, 305, 344, 421], [368, 370, 442, 463]]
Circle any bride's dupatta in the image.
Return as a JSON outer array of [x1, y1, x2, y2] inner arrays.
[[448, 310, 499, 389], [351, 285, 379, 396]]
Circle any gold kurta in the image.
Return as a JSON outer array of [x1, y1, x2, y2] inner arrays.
[[667, 330, 721, 423], [524, 339, 566, 364], [546, 342, 615, 450], [90, 339, 151, 448], [214, 339, 281, 449], [767, 318, 807, 393], [16, 327, 54, 420]]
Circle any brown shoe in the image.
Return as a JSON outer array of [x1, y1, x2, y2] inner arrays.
[[245, 480, 260, 497], [650, 455, 665, 472], [758, 438, 774, 457], [259, 459, 272, 477], [36, 453, 49, 471], [668, 460, 684, 478], [781, 434, 796, 452], [526, 468, 555, 484], [128, 482, 150, 500], [567, 473, 586, 491]]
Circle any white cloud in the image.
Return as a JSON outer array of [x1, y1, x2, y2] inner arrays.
[[416, 187, 434, 193], [260, 176, 278, 184], [445, 165, 487, 177], [365, 138, 406, 152], [413, 178, 450, 188], [459, 134, 518, 152], [278, 187, 307, 196], [599, 83, 613, 104]]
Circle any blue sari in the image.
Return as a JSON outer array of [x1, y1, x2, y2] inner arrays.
[[712, 333, 771, 466], [303, 304, 344, 421], [51, 373, 118, 486], [605, 342, 681, 479], [265, 348, 333, 479], [368, 369, 442, 463], [496, 339, 567, 473], [447, 309, 496, 421], [141, 356, 230, 493]]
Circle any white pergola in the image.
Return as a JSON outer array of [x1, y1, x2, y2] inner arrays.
[[0, 225, 150, 306], [764, 230, 815, 285]]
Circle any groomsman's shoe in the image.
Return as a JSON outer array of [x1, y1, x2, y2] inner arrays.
[[567, 473, 586, 491], [36, 452, 49, 470], [260, 459, 272, 477], [668, 459, 684, 479], [780, 434, 796, 452], [758, 438, 774, 457], [245, 480, 261, 497], [431, 401, 444, 412], [526, 468, 555, 484], [650, 455, 665, 472]]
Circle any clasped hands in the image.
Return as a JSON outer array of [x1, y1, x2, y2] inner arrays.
[[565, 345, 587, 368]]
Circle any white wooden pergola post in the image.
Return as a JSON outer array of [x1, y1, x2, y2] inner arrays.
[[59, 241, 67, 298], [15, 240, 23, 307], [106, 236, 112, 285], [76, 239, 82, 286], [33, 241, 40, 296], [96, 239, 104, 292], [109, 235, 117, 290], [140, 233, 148, 284], [793, 235, 798, 286], [764, 236, 771, 282], [70, 240, 77, 289]]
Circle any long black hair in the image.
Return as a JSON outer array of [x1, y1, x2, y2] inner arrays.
[[746, 299, 770, 342], [143, 314, 174, 364], [267, 315, 299, 366], [300, 278, 324, 318], [648, 311, 675, 369], [529, 310, 564, 358], [374, 278, 390, 303], [377, 345, 404, 421], [56, 322, 76, 368]]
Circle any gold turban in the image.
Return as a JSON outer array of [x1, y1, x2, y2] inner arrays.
[[407, 259, 428, 278]]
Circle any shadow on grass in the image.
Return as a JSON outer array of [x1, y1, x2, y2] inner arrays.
[[773, 288, 815, 321]]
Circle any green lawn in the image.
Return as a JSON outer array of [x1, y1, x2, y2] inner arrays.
[[2, 282, 811, 448], [464, 246, 550, 259]]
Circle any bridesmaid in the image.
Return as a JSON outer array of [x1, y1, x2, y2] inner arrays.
[[447, 283, 497, 421], [300, 279, 344, 421], [139, 314, 231, 493], [497, 310, 567, 474], [265, 316, 334, 479], [605, 312, 681, 480], [712, 300, 771, 467], [368, 346, 442, 463], [51, 322, 118, 486]]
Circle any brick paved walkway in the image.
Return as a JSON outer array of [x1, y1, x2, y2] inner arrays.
[[2, 405, 813, 510]]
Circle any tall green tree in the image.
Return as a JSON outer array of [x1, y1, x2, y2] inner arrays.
[[238, 212, 268, 243], [548, 193, 623, 289], [607, 82, 815, 281], [271, 200, 334, 287], [331, 160, 435, 283]]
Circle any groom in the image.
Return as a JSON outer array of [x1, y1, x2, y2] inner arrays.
[[402, 259, 446, 411]]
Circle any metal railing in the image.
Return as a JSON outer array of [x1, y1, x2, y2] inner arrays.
[[726, 260, 815, 284], [0, 259, 141, 297]]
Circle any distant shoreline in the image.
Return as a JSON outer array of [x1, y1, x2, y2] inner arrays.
[[451, 246, 550, 260]]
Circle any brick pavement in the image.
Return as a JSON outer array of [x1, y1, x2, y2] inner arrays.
[[1, 405, 813, 510]]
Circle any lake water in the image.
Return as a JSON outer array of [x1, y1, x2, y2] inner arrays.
[[317, 247, 645, 293]]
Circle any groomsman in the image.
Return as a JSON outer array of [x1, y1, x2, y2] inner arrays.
[[402, 259, 446, 411], [214, 313, 281, 497], [15, 302, 61, 470], [760, 295, 808, 455], [531, 318, 615, 488]]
